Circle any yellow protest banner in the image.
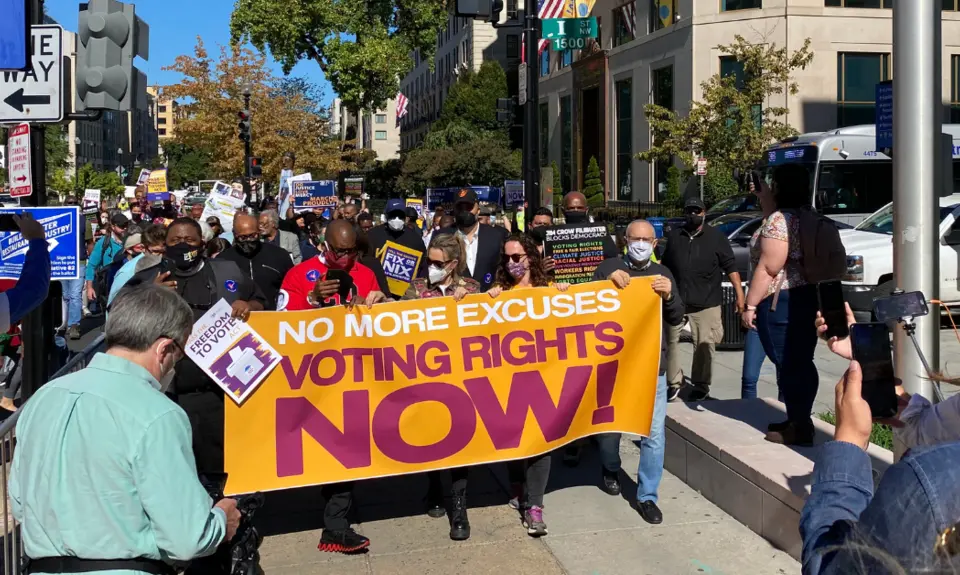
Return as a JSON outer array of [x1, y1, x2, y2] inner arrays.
[[224, 280, 662, 495], [377, 240, 423, 297], [146, 169, 168, 195]]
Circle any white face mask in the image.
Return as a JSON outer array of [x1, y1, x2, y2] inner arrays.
[[428, 264, 450, 284], [159, 368, 176, 392], [628, 240, 654, 264], [388, 218, 405, 232]]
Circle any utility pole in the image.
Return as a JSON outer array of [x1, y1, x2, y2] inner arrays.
[[20, 0, 54, 400], [240, 84, 252, 201], [892, 0, 941, 401], [523, 11, 541, 225]]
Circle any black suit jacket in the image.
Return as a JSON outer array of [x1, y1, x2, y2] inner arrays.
[[435, 224, 508, 291]]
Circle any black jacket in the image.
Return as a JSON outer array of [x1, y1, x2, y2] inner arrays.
[[217, 242, 294, 310], [594, 256, 684, 375], [660, 224, 737, 311], [434, 223, 509, 292]]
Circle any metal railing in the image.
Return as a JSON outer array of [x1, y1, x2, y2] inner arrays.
[[0, 334, 106, 575]]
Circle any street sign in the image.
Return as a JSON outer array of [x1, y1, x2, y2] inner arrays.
[[0, 25, 63, 123], [519, 62, 528, 105], [0, 0, 28, 70], [542, 17, 598, 51], [696, 157, 708, 176], [7, 123, 31, 198], [875, 80, 893, 152]]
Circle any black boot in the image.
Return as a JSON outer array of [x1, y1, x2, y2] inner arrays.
[[449, 492, 471, 541]]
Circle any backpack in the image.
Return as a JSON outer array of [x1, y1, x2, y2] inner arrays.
[[92, 237, 116, 311], [790, 207, 847, 284]]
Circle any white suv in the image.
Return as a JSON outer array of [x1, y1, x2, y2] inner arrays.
[[841, 194, 960, 321]]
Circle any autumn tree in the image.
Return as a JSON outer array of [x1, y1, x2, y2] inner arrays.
[[48, 164, 124, 197], [637, 35, 814, 195], [162, 39, 345, 184], [230, 0, 448, 112]]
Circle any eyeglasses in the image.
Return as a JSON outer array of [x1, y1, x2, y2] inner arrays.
[[328, 246, 357, 258], [505, 253, 528, 263], [685, 207, 704, 216], [428, 258, 451, 268], [235, 233, 260, 242], [146, 246, 165, 256]]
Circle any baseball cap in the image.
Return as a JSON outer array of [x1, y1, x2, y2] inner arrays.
[[453, 188, 478, 206], [405, 206, 419, 219], [684, 197, 706, 212], [385, 199, 406, 216], [123, 233, 142, 250], [110, 213, 129, 228]]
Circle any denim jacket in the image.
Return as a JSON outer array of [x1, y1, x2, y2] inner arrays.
[[800, 441, 960, 574]]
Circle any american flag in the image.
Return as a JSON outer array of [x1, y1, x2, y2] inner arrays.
[[620, 1, 636, 40], [522, 0, 567, 62], [396, 93, 409, 119]]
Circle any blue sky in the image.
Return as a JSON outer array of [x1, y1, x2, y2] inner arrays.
[[46, 0, 334, 105]]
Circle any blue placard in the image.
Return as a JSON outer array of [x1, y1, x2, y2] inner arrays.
[[147, 192, 171, 202], [292, 181, 338, 210], [0, 0, 28, 70], [876, 81, 893, 151], [0, 207, 81, 281], [426, 186, 504, 209]]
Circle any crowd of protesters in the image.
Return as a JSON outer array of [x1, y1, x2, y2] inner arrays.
[[7, 168, 960, 575]]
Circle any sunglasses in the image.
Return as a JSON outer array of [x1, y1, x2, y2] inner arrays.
[[328, 246, 357, 258], [235, 233, 260, 242], [428, 258, 451, 268], [505, 253, 528, 263]]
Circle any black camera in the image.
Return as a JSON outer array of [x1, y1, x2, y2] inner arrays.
[[185, 474, 265, 575]]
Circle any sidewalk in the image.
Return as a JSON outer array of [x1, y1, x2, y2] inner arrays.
[[256, 439, 799, 574]]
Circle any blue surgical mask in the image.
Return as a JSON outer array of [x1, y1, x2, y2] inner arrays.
[[628, 240, 653, 264]]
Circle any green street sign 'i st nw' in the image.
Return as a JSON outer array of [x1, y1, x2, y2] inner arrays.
[[542, 17, 598, 51]]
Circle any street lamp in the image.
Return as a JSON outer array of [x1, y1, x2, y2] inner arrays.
[[117, 147, 124, 183], [241, 83, 253, 200]]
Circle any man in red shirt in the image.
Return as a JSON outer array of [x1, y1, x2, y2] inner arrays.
[[278, 220, 382, 311], [277, 220, 383, 554]]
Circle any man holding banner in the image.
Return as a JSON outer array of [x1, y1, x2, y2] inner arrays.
[[366, 199, 426, 300]]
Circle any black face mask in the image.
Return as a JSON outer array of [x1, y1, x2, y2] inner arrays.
[[564, 210, 588, 224], [164, 242, 202, 272], [685, 215, 704, 230], [455, 210, 477, 229], [528, 227, 547, 244], [235, 238, 261, 257]]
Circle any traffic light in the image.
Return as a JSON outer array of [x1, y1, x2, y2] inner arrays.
[[248, 156, 262, 178], [238, 109, 251, 142], [496, 97, 514, 124], [488, 0, 503, 24], [76, 0, 149, 111]]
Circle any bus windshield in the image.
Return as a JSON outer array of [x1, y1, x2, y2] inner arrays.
[[816, 162, 893, 216]]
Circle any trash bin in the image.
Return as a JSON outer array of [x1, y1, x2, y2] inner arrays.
[[648, 217, 666, 238], [717, 283, 746, 351]]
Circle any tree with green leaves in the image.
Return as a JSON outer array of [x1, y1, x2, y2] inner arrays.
[[637, 35, 814, 199], [162, 140, 212, 190], [230, 0, 448, 113], [48, 164, 124, 197], [583, 156, 604, 208]]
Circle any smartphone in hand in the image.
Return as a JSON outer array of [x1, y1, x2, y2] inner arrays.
[[325, 269, 355, 303], [818, 280, 850, 340], [850, 322, 898, 419]]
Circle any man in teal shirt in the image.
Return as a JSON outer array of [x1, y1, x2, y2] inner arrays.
[[10, 284, 241, 574]]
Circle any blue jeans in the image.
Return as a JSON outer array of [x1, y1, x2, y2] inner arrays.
[[741, 328, 768, 400], [597, 374, 667, 504], [756, 285, 819, 430], [61, 262, 85, 326]]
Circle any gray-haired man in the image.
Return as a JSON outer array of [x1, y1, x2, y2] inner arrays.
[[11, 284, 241, 574], [258, 209, 302, 264]]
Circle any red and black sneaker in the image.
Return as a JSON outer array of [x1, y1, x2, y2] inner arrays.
[[317, 528, 370, 554]]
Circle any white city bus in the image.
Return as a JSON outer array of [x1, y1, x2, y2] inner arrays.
[[761, 124, 960, 225]]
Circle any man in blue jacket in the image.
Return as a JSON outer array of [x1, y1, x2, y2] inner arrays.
[[85, 212, 128, 311]]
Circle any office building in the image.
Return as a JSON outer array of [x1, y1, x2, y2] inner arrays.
[[147, 85, 179, 146], [538, 0, 960, 202], [330, 97, 401, 160]]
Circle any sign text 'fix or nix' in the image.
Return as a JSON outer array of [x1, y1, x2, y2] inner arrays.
[[0, 25, 63, 124]]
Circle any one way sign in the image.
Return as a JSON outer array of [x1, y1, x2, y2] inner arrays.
[[0, 25, 63, 124]]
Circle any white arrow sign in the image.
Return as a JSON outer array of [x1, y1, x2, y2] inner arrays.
[[0, 25, 63, 124]]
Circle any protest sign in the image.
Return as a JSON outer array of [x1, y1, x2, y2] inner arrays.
[[123, 186, 137, 199], [344, 176, 363, 197], [505, 180, 524, 206], [378, 240, 422, 296], [185, 299, 282, 405], [82, 189, 100, 214], [405, 198, 424, 228], [211, 180, 241, 199], [136, 169, 151, 186], [279, 173, 313, 217], [146, 169, 168, 198], [544, 223, 618, 284], [292, 181, 337, 211], [201, 193, 246, 235], [0, 206, 81, 281], [222, 280, 662, 494]]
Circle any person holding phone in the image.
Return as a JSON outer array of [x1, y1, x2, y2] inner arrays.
[[275, 219, 385, 555]]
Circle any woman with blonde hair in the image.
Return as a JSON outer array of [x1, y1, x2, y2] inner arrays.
[[402, 232, 480, 541]]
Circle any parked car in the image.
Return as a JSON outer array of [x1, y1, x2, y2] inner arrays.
[[841, 194, 960, 321], [664, 194, 762, 234]]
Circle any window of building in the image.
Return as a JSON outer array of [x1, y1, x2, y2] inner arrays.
[[375, 130, 387, 140], [825, 0, 892, 7], [614, 2, 637, 47], [722, 0, 762, 9], [376, 114, 387, 124], [158, 128, 167, 136], [615, 79, 632, 200], [539, 102, 549, 166], [507, 35, 519, 59], [947, 0, 960, 10], [540, 49, 550, 77], [837, 52, 891, 127], [719, 55, 762, 126], [507, 0, 518, 19], [158, 105, 167, 113], [951, 55, 960, 123], [652, 65, 673, 200], [560, 50, 572, 68], [157, 117, 167, 125], [560, 96, 573, 194], [649, 0, 676, 33]]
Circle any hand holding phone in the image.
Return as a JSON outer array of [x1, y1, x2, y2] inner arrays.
[[818, 280, 850, 340], [850, 323, 898, 419], [325, 269, 355, 303]]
